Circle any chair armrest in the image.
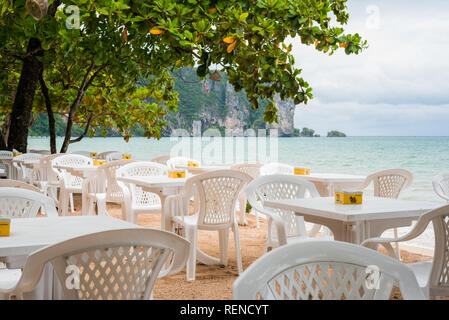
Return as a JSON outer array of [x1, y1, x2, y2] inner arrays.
[[361, 237, 399, 258]]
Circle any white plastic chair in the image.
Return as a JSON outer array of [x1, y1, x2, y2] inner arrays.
[[362, 204, 449, 299], [151, 155, 171, 165], [0, 150, 13, 179], [231, 162, 264, 227], [233, 240, 425, 300], [0, 179, 41, 193], [51, 154, 93, 216], [360, 169, 413, 259], [29, 154, 64, 204], [85, 159, 135, 217], [166, 170, 252, 281], [116, 161, 167, 224], [260, 162, 294, 176], [1, 228, 190, 300], [12, 153, 42, 183], [70, 151, 93, 157], [0, 188, 58, 300], [432, 173, 449, 202], [0, 187, 58, 218], [246, 175, 323, 252]]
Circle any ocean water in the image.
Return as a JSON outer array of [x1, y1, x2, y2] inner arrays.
[[28, 136, 449, 250]]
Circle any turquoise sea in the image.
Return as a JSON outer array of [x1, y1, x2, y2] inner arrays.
[[28, 136, 449, 249]]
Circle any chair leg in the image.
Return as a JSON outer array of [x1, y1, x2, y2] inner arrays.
[[87, 197, 96, 216], [69, 193, 75, 213], [185, 226, 198, 281], [59, 190, 68, 216], [238, 194, 248, 226], [218, 229, 229, 266], [232, 223, 243, 274], [394, 228, 401, 261], [97, 197, 107, 216]]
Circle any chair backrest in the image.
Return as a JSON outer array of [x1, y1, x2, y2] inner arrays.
[[0, 187, 58, 218], [360, 169, 413, 199], [40, 153, 65, 183], [260, 162, 294, 176], [151, 155, 171, 165], [98, 151, 119, 160], [52, 154, 93, 187], [0, 179, 41, 192], [100, 159, 136, 202], [12, 229, 190, 300], [166, 156, 200, 169], [433, 173, 449, 202], [13, 153, 43, 162], [116, 162, 168, 207], [70, 151, 92, 157], [233, 240, 425, 300], [180, 170, 251, 227], [231, 162, 263, 180], [246, 175, 319, 238], [0, 150, 13, 159], [105, 152, 124, 162]]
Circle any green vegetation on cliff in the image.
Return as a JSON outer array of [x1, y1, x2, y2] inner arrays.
[[327, 130, 347, 137]]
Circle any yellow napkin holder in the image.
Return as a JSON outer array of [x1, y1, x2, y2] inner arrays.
[[294, 168, 311, 175], [123, 154, 132, 160], [335, 190, 363, 205], [168, 170, 186, 179], [187, 161, 199, 167], [93, 160, 106, 166], [0, 216, 11, 237], [13, 152, 22, 157]]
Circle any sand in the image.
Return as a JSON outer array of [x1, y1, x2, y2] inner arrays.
[[68, 196, 433, 300]]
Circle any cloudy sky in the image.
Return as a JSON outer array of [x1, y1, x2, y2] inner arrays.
[[290, 0, 449, 136]]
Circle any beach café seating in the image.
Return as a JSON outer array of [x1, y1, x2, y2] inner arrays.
[[0, 187, 58, 300], [12, 153, 42, 183], [246, 175, 323, 252], [166, 170, 251, 281], [115, 161, 167, 224], [84, 159, 135, 217], [433, 173, 449, 202], [233, 240, 425, 300], [359, 169, 413, 260], [0, 229, 189, 300], [362, 204, 449, 299], [0, 151, 13, 179], [51, 154, 93, 216], [231, 162, 264, 227]]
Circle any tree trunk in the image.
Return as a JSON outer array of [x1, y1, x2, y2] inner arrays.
[[39, 72, 57, 154], [7, 38, 43, 152]]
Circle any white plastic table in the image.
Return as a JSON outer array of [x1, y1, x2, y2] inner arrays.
[[264, 196, 438, 244], [54, 165, 103, 215], [0, 216, 141, 299], [175, 165, 231, 175], [300, 173, 366, 196]]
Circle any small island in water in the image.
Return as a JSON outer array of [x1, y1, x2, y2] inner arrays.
[[327, 130, 347, 137]]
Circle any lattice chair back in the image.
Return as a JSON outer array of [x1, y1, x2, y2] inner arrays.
[[0, 187, 58, 218], [116, 162, 168, 208], [105, 152, 124, 162], [233, 240, 425, 300], [361, 169, 413, 199], [231, 162, 263, 179], [166, 156, 200, 170], [13, 153, 43, 181], [246, 175, 319, 246], [179, 170, 251, 228], [10, 229, 190, 300], [260, 162, 294, 176], [433, 173, 449, 202], [151, 155, 171, 165], [0, 150, 13, 159], [51, 154, 93, 189], [362, 204, 449, 298], [98, 151, 119, 160], [0, 179, 41, 193], [100, 159, 136, 203]]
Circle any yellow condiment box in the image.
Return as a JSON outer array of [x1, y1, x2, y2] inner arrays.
[[0, 216, 11, 237], [93, 160, 106, 166], [168, 170, 186, 179], [335, 190, 363, 205], [294, 168, 311, 175], [13, 152, 22, 157], [123, 154, 132, 160], [187, 161, 199, 167], [90, 152, 98, 158]]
